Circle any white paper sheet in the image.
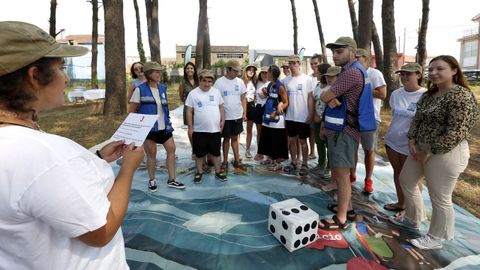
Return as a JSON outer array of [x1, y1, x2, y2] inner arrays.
[[111, 113, 158, 146]]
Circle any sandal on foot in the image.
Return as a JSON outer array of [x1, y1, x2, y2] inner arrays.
[[283, 163, 297, 173], [260, 159, 273, 165], [319, 215, 350, 231], [384, 203, 405, 211], [327, 204, 356, 221], [268, 163, 283, 171], [232, 161, 247, 171], [220, 162, 229, 173], [194, 173, 203, 184], [202, 165, 212, 173], [299, 164, 309, 176]]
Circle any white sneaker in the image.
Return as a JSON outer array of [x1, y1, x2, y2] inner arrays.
[[410, 234, 443, 250], [245, 149, 252, 159], [389, 215, 419, 230]]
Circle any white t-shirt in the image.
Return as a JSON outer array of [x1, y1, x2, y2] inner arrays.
[[284, 73, 313, 123], [214, 76, 246, 120], [313, 83, 329, 117], [367, 67, 386, 122], [255, 81, 269, 106], [384, 87, 427, 155], [0, 127, 128, 270], [245, 81, 256, 103], [130, 86, 166, 130], [185, 87, 224, 133]]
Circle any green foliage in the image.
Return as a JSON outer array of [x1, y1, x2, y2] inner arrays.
[[212, 59, 227, 68]]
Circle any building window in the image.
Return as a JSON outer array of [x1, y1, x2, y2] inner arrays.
[[216, 53, 243, 59], [181, 53, 196, 59], [464, 40, 478, 58]]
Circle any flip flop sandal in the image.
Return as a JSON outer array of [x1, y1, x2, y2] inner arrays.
[[383, 203, 406, 211], [319, 215, 350, 231], [268, 163, 283, 171], [327, 204, 356, 221], [299, 164, 309, 176], [220, 162, 229, 173], [283, 163, 297, 173]]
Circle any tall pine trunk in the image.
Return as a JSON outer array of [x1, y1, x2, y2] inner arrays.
[[195, 0, 208, 69], [416, 0, 430, 68], [49, 0, 57, 37], [347, 0, 359, 42], [312, 0, 328, 63], [103, 0, 127, 116], [145, 0, 161, 63], [91, 0, 99, 89], [358, 0, 373, 52], [382, 0, 399, 107], [133, 0, 146, 63], [372, 21, 384, 71], [289, 0, 298, 54]]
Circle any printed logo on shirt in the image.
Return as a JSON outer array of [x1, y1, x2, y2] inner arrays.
[[224, 90, 228, 96], [407, 102, 417, 112], [297, 84, 303, 91], [209, 95, 214, 101], [197, 101, 203, 108], [235, 85, 239, 91]]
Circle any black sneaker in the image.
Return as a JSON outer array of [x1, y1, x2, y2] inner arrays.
[[167, 179, 185, 189], [215, 171, 227, 182], [148, 179, 158, 192]]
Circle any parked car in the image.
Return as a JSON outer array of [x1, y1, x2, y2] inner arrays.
[[463, 70, 480, 83]]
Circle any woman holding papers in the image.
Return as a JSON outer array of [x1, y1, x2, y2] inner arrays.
[[129, 61, 185, 191], [0, 21, 144, 269]]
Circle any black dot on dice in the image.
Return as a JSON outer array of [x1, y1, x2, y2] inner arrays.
[[282, 210, 290, 216], [300, 205, 308, 211], [291, 208, 299, 213], [280, 235, 286, 244], [282, 221, 288, 230], [310, 234, 316, 242], [304, 223, 310, 232], [295, 226, 302, 234], [270, 225, 275, 233], [311, 220, 317, 228], [294, 240, 300, 248], [271, 211, 276, 220], [302, 237, 308, 245]]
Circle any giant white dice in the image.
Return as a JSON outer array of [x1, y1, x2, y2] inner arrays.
[[268, 198, 319, 252]]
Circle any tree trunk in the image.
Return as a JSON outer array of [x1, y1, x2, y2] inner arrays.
[[195, 0, 207, 69], [49, 0, 57, 37], [357, 0, 373, 52], [145, 0, 161, 63], [91, 0, 99, 89], [312, 0, 328, 63], [416, 0, 429, 68], [371, 20, 384, 71], [133, 0, 146, 63], [203, 18, 211, 69], [103, 0, 126, 116], [382, 0, 399, 108], [347, 0, 359, 43], [289, 0, 298, 55]]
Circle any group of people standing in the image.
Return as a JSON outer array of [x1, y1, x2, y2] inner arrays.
[[127, 37, 480, 251]]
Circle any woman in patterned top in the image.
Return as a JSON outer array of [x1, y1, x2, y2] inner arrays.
[[389, 55, 479, 250]]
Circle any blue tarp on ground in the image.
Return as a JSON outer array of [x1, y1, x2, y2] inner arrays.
[[113, 106, 480, 270]]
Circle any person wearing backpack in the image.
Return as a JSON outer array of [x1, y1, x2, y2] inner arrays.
[[351, 48, 387, 194], [318, 37, 366, 231]]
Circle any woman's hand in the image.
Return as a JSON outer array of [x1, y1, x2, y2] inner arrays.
[[277, 103, 284, 115], [408, 139, 417, 157], [414, 150, 431, 165], [327, 98, 341, 108], [99, 140, 125, 162], [121, 143, 144, 171]]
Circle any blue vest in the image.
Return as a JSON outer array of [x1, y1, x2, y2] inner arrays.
[[263, 81, 283, 124], [323, 61, 376, 132], [137, 82, 174, 133]]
